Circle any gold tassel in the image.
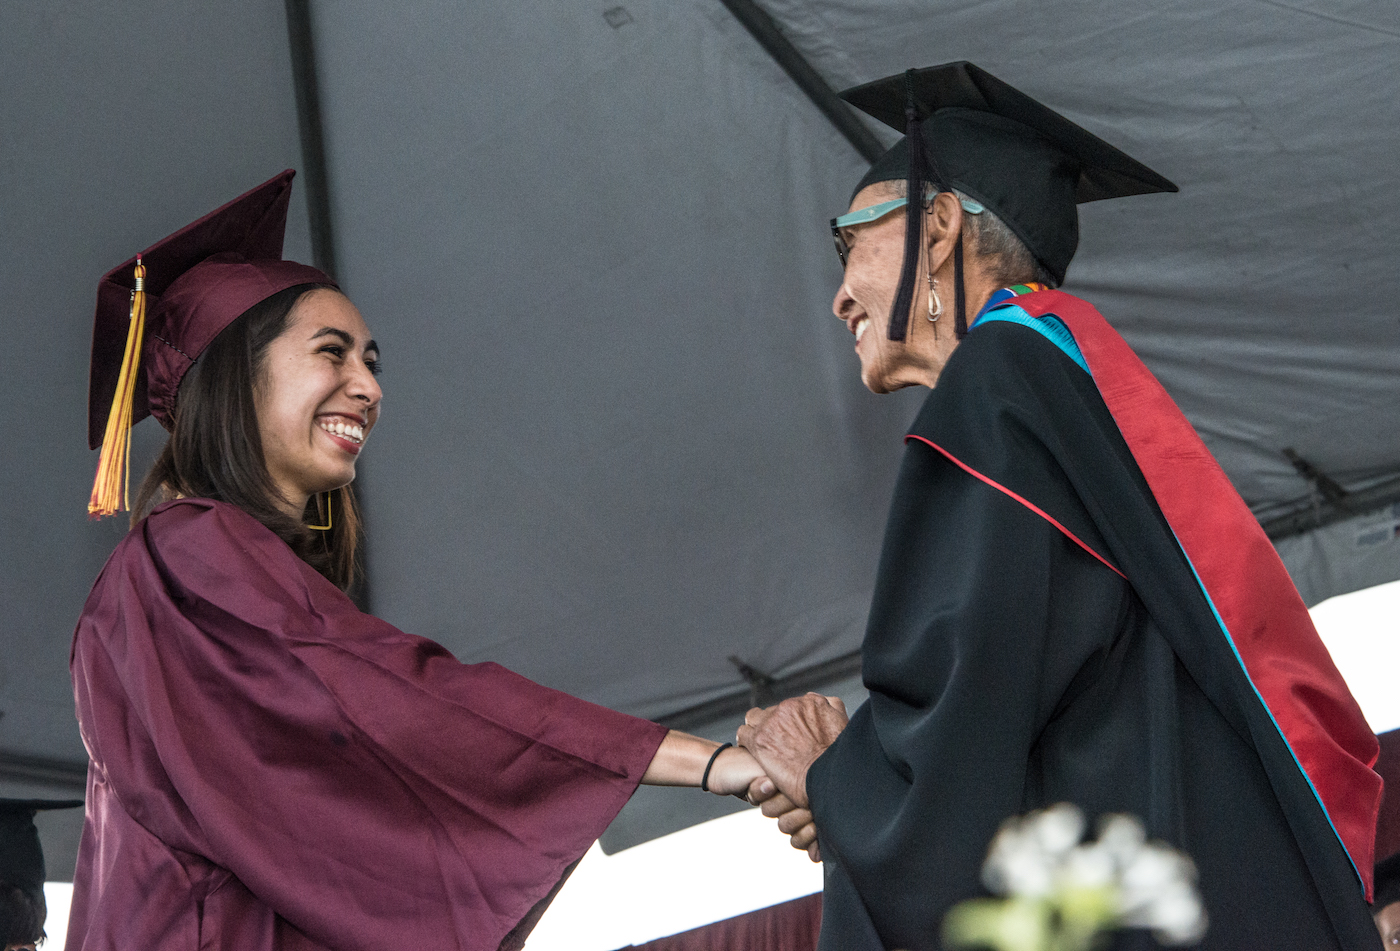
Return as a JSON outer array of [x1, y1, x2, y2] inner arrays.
[[88, 257, 147, 518], [307, 491, 333, 531]]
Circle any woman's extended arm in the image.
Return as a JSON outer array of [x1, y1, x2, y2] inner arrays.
[[641, 729, 765, 796]]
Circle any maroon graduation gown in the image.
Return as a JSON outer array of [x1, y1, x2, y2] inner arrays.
[[67, 498, 667, 951]]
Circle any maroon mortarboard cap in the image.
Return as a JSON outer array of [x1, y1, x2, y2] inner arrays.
[[87, 169, 335, 450]]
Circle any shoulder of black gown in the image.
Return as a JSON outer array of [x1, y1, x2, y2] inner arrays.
[[910, 317, 1157, 577]]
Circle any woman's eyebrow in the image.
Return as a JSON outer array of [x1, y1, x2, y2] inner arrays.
[[365, 339, 380, 356], [310, 327, 355, 345]]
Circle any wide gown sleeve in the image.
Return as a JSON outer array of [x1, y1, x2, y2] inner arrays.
[[71, 499, 666, 950], [805, 328, 1131, 951]]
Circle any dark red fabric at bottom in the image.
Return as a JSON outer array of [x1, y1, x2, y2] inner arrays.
[[621, 893, 821, 951]]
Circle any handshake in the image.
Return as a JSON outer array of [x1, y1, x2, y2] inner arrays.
[[702, 692, 850, 863]]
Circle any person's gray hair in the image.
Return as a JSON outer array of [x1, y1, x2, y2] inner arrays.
[[880, 180, 1059, 289], [954, 189, 1060, 289]]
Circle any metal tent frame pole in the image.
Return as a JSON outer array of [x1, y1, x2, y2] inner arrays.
[[0, 751, 88, 791], [717, 0, 885, 164]]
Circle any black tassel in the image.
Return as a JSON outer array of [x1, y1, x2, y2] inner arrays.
[[954, 234, 968, 339], [888, 69, 925, 342], [889, 69, 958, 343]]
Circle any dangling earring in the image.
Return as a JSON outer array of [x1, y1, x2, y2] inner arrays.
[[307, 491, 333, 531], [927, 274, 943, 322]]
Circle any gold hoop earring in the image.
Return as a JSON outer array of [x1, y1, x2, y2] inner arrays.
[[307, 492, 333, 531], [927, 275, 943, 321]]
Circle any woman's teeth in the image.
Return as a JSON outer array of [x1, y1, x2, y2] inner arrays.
[[855, 318, 869, 343], [319, 419, 364, 444]]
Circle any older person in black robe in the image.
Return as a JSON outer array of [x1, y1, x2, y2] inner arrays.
[[1, 799, 82, 951], [737, 62, 1381, 951]]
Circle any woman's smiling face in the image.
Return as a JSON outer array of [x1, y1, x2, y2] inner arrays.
[[254, 289, 382, 516]]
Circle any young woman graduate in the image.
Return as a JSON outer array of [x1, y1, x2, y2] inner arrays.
[[69, 171, 763, 951]]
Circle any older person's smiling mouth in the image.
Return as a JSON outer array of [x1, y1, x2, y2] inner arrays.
[[854, 317, 870, 343]]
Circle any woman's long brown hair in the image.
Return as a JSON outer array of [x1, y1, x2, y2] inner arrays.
[[132, 284, 363, 591]]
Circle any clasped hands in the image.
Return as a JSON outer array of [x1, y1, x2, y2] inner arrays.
[[737, 692, 849, 862]]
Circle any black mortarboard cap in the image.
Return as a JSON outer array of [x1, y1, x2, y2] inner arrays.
[[0, 799, 83, 897], [840, 61, 1177, 292]]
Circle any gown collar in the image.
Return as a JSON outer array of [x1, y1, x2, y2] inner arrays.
[[972, 282, 1051, 326]]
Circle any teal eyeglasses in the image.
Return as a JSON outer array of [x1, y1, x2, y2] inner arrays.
[[830, 194, 984, 266]]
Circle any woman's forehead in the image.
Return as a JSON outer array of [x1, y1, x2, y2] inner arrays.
[[289, 289, 375, 344]]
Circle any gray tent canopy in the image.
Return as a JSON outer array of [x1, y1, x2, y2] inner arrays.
[[2, 0, 1397, 876]]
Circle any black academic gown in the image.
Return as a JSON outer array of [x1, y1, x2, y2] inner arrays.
[[807, 316, 1380, 951]]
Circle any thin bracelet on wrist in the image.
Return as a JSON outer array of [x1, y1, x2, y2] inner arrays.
[[700, 742, 733, 793]]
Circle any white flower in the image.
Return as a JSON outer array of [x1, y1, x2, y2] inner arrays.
[[1034, 802, 1087, 858], [967, 806, 1207, 949], [983, 827, 1056, 898], [1144, 887, 1208, 944], [1095, 813, 1147, 868], [1061, 843, 1115, 890], [980, 801, 1086, 901], [982, 804, 1086, 898], [1118, 843, 1208, 945]]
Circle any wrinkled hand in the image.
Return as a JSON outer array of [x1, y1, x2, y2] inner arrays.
[[747, 778, 823, 862], [737, 693, 848, 808], [737, 693, 848, 861]]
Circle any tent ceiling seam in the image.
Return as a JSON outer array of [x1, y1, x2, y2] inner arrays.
[[715, 0, 885, 164], [284, 0, 338, 280], [659, 649, 862, 730], [1261, 476, 1400, 541]]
